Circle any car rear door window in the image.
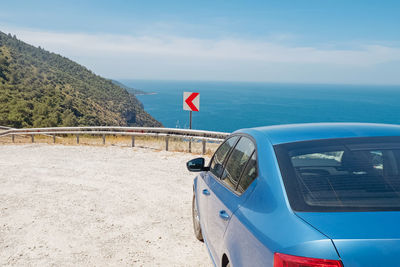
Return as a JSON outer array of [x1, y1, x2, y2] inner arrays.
[[210, 136, 239, 178], [275, 137, 400, 212], [237, 153, 257, 193], [221, 137, 255, 191]]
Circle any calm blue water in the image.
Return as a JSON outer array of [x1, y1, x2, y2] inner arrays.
[[122, 80, 400, 133]]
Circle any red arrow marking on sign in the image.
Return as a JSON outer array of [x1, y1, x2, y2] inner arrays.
[[185, 92, 199, 111]]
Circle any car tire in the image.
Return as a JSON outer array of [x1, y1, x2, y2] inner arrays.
[[192, 194, 204, 242]]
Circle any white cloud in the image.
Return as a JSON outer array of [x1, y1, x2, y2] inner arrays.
[[2, 26, 400, 84]]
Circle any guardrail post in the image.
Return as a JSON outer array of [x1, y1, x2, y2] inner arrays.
[[31, 134, 34, 143], [53, 134, 56, 143], [11, 134, 15, 143], [202, 140, 206, 155], [131, 136, 135, 147], [76, 134, 80, 144], [189, 138, 192, 153], [102, 134, 106, 145], [165, 136, 169, 151]]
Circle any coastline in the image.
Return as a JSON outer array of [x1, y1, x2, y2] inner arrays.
[[135, 92, 157, 96]]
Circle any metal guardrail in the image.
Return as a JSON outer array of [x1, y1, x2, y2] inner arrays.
[[0, 126, 230, 154]]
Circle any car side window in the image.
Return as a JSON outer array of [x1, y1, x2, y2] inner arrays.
[[210, 136, 239, 178], [221, 137, 255, 191], [237, 153, 257, 193]]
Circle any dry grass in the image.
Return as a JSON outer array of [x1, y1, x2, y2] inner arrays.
[[0, 134, 220, 155]]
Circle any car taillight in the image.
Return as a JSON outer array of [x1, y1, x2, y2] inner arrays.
[[274, 253, 343, 267]]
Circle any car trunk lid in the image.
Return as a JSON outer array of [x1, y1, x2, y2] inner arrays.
[[296, 211, 400, 267]]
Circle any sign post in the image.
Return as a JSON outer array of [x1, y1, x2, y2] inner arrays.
[[183, 92, 200, 152], [190, 110, 192, 129]]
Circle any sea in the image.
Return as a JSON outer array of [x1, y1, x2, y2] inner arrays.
[[121, 80, 400, 133]]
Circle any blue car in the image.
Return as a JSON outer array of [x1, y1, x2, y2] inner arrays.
[[187, 123, 400, 267]]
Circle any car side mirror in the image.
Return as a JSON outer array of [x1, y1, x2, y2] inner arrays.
[[187, 157, 208, 172]]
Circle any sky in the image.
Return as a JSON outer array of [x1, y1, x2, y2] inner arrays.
[[1, 0, 399, 84]]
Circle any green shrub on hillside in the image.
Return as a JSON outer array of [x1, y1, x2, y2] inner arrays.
[[0, 31, 162, 128]]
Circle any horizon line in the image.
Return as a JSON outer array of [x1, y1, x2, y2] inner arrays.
[[113, 78, 400, 87]]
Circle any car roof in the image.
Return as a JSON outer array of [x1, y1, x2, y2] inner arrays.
[[236, 123, 400, 145]]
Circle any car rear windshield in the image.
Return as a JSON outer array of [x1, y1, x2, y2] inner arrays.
[[274, 136, 400, 212]]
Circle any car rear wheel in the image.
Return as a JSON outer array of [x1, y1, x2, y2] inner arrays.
[[192, 194, 204, 242]]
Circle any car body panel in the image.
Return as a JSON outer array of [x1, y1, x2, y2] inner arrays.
[[195, 173, 210, 239], [194, 175, 218, 266], [297, 212, 400, 267], [296, 212, 400, 240], [224, 192, 340, 266], [332, 239, 400, 267], [191, 123, 400, 267], [206, 173, 239, 261], [242, 123, 400, 145], [196, 129, 340, 266]]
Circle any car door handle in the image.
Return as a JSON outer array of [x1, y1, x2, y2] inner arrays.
[[202, 189, 210, 196], [219, 210, 230, 220]]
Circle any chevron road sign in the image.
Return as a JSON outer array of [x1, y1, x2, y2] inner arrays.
[[183, 92, 200, 132], [183, 92, 200, 112]]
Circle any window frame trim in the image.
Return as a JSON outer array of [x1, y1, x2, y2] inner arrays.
[[209, 135, 241, 178], [209, 133, 259, 196], [235, 150, 257, 193]]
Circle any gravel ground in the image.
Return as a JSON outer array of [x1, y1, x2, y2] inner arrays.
[[0, 144, 211, 266]]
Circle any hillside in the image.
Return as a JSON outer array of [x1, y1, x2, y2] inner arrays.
[[0, 31, 162, 128]]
